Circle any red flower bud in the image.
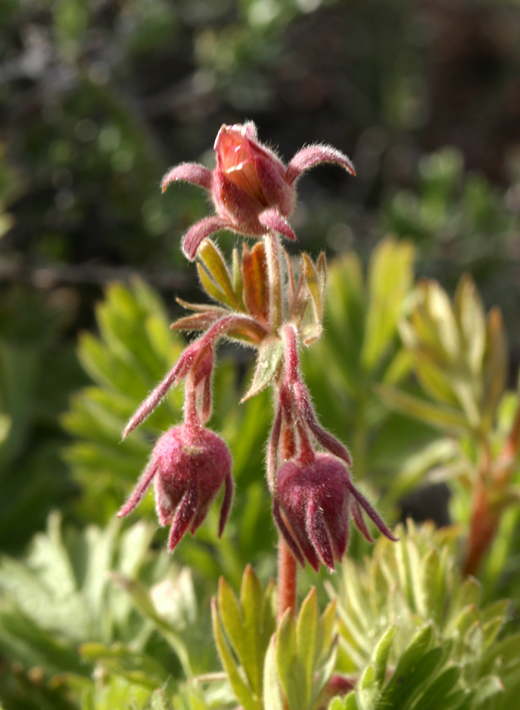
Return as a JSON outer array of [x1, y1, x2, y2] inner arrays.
[[274, 453, 351, 572], [118, 424, 233, 551], [274, 453, 395, 571], [161, 122, 355, 260], [212, 123, 294, 233]]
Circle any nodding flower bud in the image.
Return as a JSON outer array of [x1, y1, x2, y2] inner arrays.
[[274, 454, 350, 572], [117, 424, 233, 552], [273, 453, 395, 572]]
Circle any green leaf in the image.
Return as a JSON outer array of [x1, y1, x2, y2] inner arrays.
[[198, 239, 240, 310], [372, 626, 396, 687], [302, 252, 323, 322], [239, 565, 272, 697], [211, 598, 258, 710], [480, 634, 520, 674], [79, 642, 168, 688], [454, 275, 486, 376], [471, 675, 504, 705], [276, 610, 303, 710], [375, 624, 434, 708], [110, 572, 192, 677], [217, 575, 263, 697], [362, 238, 414, 372], [263, 635, 284, 710], [197, 263, 233, 309], [241, 337, 284, 402], [297, 588, 319, 707], [420, 280, 461, 362], [374, 384, 471, 435], [417, 666, 462, 710], [482, 308, 508, 427], [232, 248, 243, 302], [379, 645, 444, 709], [342, 692, 359, 710]]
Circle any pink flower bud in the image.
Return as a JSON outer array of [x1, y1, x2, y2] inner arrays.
[[161, 122, 355, 260], [118, 424, 233, 551], [274, 453, 351, 572], [274, 453, 395, 571]]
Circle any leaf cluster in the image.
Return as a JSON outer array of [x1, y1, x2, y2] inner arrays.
[[333, 522, 520, 710], [0, 514, 188, 709]]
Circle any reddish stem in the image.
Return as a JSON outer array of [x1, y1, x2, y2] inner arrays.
[[278, 538, 298, 619], [463, 405, 520, 577], [463, 478, 499, 577], [276, 403, 298, 618], [276, 390, 299, 618]]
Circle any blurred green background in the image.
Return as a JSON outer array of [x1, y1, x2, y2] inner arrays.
[[1, 0, 520, 553]]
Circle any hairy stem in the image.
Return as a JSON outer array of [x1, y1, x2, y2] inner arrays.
[[276, 402, 299, 619], [278, 538, 298, 619], [265, 232, 283, 333], [276, 385, 298, 618], [266, 241, 297, 617]]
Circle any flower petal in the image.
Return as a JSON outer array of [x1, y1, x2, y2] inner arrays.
[[182, 217, 227, 261], [286, 145, 356, 185], [161, 163, 212, 192]]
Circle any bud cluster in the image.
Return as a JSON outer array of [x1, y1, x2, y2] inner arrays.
[[118, 122, 394, 570], [269, 324, 396, 571]]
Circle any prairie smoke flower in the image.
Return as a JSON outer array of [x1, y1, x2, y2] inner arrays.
[[273, 453, 395, 572], [118, 424, 233, 551], [161, 122, 355, 260]]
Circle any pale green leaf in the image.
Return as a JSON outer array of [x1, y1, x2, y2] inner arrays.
[[263, 634, 284, 710], [198, 239, 240, 310], [374, 384, 471, 435], [297, 588, 319, 707], [372, 626, 396, 687], [362, 238, 414, 372], [241, 337, 284, 402], [211, 599, 258, 710]]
